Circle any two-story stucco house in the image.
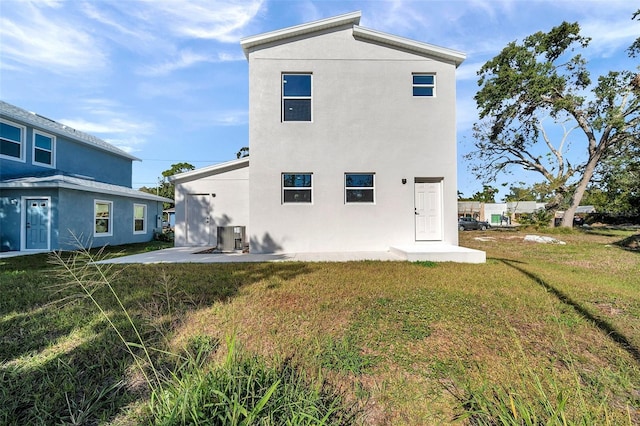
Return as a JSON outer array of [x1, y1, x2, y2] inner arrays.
[[170, 12, 485, 263], [0, 100, 171, 252]]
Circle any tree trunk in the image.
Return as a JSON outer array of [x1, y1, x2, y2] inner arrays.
[[545, 191, 565, 227], [561, 156, 599, 227]]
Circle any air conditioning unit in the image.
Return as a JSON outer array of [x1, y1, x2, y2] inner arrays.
[[217, 226, 246, 251]]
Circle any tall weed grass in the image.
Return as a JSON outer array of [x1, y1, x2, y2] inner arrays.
[[449, 326, 633, 426], [150, 335, 353, 425], [51, 245, 353, 425]]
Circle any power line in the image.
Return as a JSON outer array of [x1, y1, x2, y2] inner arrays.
[[137, 159, 228, 163]]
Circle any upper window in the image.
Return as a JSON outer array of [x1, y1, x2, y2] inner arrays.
[[282, 74, 312, 122], [94, 200, 113, 236], [412, 74, 436, 97], [282, 173, 312, 203], [133, 204, 147, 234], [0, 119, 25, 161], [345, 173, 375, 203], [32, 130, 55, 167]]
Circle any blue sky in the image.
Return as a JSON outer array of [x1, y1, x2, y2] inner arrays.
[[1, 0, 637, 199]]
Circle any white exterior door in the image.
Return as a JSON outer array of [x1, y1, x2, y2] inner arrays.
[[25, 198, 50, 250], [415, 180, 443, 241], [186, 194, 213, 246]]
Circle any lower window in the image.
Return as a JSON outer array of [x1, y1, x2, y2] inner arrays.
[[345, 173, 375, 203], [94, 200, 113, 236], [282, 173, 312, 203], [133, 204, 146, 234]]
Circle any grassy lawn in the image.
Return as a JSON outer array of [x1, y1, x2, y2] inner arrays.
[[1, 229, 639, 424]]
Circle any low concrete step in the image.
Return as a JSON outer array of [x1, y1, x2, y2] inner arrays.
[[390, 243, 486, 263]]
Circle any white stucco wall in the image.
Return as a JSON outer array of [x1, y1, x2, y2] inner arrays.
[[247, 25, 460, 253], [173, 163, 249, 247]]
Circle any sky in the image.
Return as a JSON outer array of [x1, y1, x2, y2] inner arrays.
[[1, 0, 638, 199]]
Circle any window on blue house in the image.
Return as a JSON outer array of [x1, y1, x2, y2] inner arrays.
[[282, 74, 312, 121], [133, 204, 146, 234], [0, 119, 25, 161], [33, 130, 55, 167], [95, 200, 113, 236], [282, 173, 312, 203], [412, 74, 436, 97], [345, 173, 375, 203]]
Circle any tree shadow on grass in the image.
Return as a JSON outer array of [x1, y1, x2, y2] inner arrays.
[[613, 233, 640, 253], [496, 258, 640, 363]]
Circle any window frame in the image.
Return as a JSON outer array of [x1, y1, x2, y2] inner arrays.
[[282, 73, 312, 122], [282, 173, 313, 204], [133, 203, 147, 234], [94, 200, 113, 237], [0, 118, 26, 162], [32, 129, 56, 168], [345, 173, 375, 204], [412, 73, 436, 97]]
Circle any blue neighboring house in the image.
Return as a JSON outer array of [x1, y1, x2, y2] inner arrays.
[[0, 100, 171, 252]]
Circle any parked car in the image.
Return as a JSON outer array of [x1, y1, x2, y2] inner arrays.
[[458, 217, 491, 231]]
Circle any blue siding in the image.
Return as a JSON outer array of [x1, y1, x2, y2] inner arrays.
[[1, 107, 163, 252], [57, 138, 132, 186], [0, 191, 24, 251], [57, 189, 163, 250], [0, 121, 133, 186], [0, 188, 163, 251]]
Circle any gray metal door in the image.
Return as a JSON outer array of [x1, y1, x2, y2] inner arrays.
[[26, 198, 49, 250], [186, 194, 213, 246]]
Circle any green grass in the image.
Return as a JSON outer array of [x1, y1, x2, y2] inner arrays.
[[1, 229, 639, 424]]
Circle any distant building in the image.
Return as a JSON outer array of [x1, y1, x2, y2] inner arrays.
[[459, 201, 595, 226]]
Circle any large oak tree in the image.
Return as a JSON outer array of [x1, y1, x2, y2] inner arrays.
[[468, 15, 639, 226]]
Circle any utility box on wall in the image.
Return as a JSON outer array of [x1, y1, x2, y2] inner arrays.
[[217, 226, 246, 251]]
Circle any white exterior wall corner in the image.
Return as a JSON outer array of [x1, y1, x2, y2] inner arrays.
[[246, 20, 463, 254], [173, 164, 249, 247]]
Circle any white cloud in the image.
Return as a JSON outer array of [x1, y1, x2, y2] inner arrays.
[[0, 3, 107, 73], [139, 50, 214, 76], [104, 136, 147, 154], [212, 110, 248, 126], [582, 17, 639, 57], [57, 99, 155, 145], [81, 2, 151, 42], [456, 61, 483, 81], [139, 49, 245, 76], [134, 0, 265, 42]]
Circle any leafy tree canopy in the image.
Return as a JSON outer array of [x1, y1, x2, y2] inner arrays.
[[140, 163, 195, 208], [468, 13, 639, 226], [458, 185, 498, 202], [503, 182, 553, 203], [236, 147, 249, 159]]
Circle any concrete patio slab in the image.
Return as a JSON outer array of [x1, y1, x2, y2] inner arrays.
[[94, 247, 406, 264], [1, 245, 486, 264], [93, 244, 485, 264]]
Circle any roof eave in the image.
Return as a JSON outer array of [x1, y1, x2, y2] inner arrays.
[[240, 11, 361, 58], [352, 26, 466, 67], [0, 178, 172, 203], [169, 157, 250, 182]]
